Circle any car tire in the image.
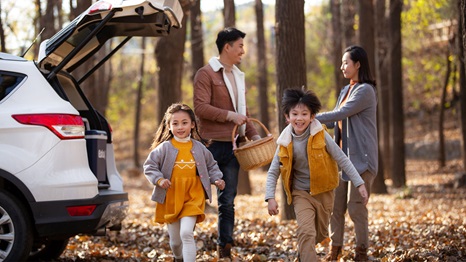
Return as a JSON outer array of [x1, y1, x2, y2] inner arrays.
[[0, 190, 33, 262], [29, 238, 69, 261]]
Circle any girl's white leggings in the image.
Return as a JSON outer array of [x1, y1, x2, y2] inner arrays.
[[167, 216, 197, 261]]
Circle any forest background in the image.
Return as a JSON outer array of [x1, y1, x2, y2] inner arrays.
[[1, 0, 466, 260]]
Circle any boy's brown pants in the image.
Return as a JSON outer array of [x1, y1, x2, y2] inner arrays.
[[292, 189, 335, 261]]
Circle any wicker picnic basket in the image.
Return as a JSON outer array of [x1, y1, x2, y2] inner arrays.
[[232, 118, 276, 171]]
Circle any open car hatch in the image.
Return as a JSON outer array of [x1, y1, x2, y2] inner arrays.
[[38, 0, 183, 79]]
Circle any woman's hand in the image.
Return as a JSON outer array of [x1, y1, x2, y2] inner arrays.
[[267, 199, 279, 216], [215, 179, 225, 190], [358, 184, 369, 205]]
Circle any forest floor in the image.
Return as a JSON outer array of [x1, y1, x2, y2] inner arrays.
[[57, 160, 466, 262], [56, 114, 466, 261]]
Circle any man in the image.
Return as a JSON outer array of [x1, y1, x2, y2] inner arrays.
[[193, 27, 259, 259]]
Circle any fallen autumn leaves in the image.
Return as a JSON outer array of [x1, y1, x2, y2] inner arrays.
[[56, 159, 466, 261]]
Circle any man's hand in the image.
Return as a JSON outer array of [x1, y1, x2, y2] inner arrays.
[[226, 111, 248, 125]]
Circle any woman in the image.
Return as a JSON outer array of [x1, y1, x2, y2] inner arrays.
[[316, 45, 378, 261]]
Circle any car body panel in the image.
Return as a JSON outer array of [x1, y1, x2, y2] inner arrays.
[[105, 143, 124, 192], [30, 191, 128, 237], [0, 60, 80, 174], [15, 140, 99, 201]]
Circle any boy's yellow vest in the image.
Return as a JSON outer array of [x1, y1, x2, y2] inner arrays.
[[277, 127, 339, 205]]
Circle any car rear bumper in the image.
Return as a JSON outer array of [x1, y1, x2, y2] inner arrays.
[[30, 189, 129, 238]]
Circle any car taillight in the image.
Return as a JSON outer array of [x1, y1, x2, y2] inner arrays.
[[88, 1, 112, 14], [12, 114, 85, 140], [67, 205, 97, 216]]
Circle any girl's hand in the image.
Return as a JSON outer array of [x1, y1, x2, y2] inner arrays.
[[157, 178, 171, 189], [215, 179, 225, 190], [267, 199, 279, 216], [358, 184, 369, 205]]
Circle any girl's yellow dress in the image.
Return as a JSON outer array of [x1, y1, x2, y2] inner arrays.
[[155, 139, 206, 224]]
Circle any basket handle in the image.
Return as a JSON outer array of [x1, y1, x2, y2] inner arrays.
[[231, 118, 272, 150]]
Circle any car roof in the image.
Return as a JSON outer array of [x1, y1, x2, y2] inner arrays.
[[38, 0, 183, 74], [0, 53, 28, 61]]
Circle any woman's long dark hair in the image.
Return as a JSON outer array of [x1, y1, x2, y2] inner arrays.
[[344, 45, 376, 87], [150, 103, 206, 150]]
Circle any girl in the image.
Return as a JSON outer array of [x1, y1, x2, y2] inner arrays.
[[316, 45, 378, 261], [143, 103, 225, 262], [265, 88, 368, 261]]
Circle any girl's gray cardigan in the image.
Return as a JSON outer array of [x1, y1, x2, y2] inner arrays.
[[143, 139, 223, 204]]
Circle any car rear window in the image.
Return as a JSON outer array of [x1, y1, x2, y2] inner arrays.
[[0, 72, 25, 101]]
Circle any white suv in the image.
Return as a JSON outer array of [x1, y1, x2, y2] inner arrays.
[[0, 0, 182, 261]]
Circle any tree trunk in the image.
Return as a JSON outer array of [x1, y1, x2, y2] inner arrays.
[[342, 0, 356, 48], [330, 0, 345, 98], [92, 45, 112, 115], [372, 147, 388, 193], [41, 0, 58, 40], [255, 0, 270, 130], [439, 42, 453, 168], [374, 0, 390, 193], [359, 0, 387, 194], [69, 0, 90, 21], [56, 0, 63, 28], [388, 0, 406, 188], [33, 0, 42, 58], [458, 0, 466, 172], [0, 1, 6, 53], [155, 12, 188, 121], [358, 0, 375, 77], [134, 38, 146, 168], [223, 0, 236, 27], [190, 0, 205, 80], [275, 0, 306, 220]]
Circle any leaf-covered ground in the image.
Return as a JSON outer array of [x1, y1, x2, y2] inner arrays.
[[55, 158, 466, 262]]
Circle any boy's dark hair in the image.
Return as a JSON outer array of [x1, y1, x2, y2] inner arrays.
[[281, 87, 322, 116], [344, 45, 376, 86], [216, 27, 246, 54], [150, 103, 207, 149]]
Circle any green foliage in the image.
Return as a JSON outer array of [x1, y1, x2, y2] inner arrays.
[[304, 2, 337, 111], [402, 0, 458, 113]]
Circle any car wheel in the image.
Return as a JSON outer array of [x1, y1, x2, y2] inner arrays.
[[29, 238, 69, 261], [0, 190, 33, 262]]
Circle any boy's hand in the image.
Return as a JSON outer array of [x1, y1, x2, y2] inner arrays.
[[215, 179, 225, 190], [358, 184, 369, 205], [267, 199, 279, 216]]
